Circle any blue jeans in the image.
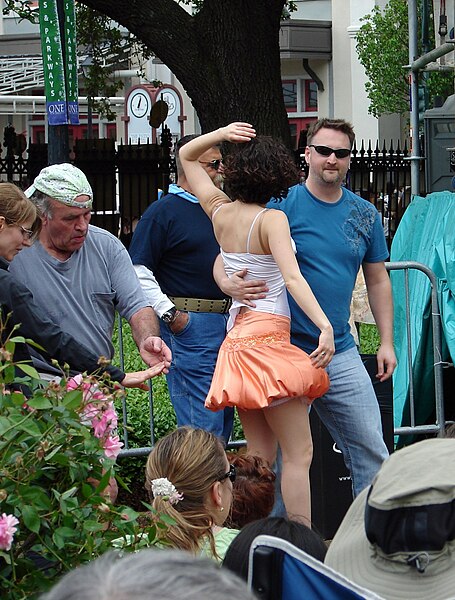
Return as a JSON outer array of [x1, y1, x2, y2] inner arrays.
[[160, 312, 234, 442], [271, 346, 389, 515], [313, 346, 389, 496]]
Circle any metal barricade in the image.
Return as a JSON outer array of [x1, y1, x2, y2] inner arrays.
[[387, 261, 446, 438]]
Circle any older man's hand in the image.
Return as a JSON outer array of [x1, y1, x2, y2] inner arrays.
[[139, 336, 172, 373]]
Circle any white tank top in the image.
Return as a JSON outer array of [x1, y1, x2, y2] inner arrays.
[[216, 207, 295, 331]]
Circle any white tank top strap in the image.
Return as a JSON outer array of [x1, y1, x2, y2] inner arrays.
[[212, 204, 225, 221], [246, 208, 268, 253]]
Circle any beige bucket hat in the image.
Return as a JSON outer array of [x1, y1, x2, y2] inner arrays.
[[326, 438, 455, 600]]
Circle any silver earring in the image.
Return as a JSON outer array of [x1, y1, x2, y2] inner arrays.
[[220, 506, 224, 512]]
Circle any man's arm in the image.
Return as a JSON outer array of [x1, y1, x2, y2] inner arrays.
[[128, 307, 172, 371], [213, 254, 268, 307], [362, 262, 397, 381], [134, 264, 174, 317], [134, 264, 189, 334]]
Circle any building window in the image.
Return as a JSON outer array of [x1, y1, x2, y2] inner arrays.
[[305, 80, 318, 111], [282, 80, 297, 111]]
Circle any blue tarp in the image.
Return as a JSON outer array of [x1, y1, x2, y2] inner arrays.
[[390, 192, 455, 432]]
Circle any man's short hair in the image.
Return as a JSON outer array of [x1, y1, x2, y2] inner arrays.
[[307, 118, 355, 148], [174, 134, 200, 178]]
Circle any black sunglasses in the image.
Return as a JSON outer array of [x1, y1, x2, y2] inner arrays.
[[219, 463, 236, 483], [309, 144, 351, 159], [199, 159, 222, 170]]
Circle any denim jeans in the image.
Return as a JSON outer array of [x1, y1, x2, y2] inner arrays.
[[271, 346, 389, 516], [313, 346, 389, 497], [160, 311, 234, 442]]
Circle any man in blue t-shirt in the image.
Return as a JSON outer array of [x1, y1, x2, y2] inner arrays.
[[129, 135, 234, 441], [216, 118, 396, 497]]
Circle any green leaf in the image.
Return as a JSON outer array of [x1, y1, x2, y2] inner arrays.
[[15, 363, 41, 380], [20, 487, 52, 510], [62, 389, 82, 410], [61, 486, 78, 500], [117, 507, 139, 522], [22, 504, 41, 533], [81, 483, 94, 499], [82, 520, 105, 532], [27, 396, 53, 410], [52, 526, 77, 549]]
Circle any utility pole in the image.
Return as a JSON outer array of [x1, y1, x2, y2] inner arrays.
[[408, 0, 421, 196]]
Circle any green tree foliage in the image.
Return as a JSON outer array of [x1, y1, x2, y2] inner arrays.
[[356, 0, 453, 118]]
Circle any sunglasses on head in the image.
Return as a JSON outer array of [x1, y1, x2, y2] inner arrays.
[[309, 144, 351, 159], [219, 463, 236, 483], [199, 159, 222, 170]]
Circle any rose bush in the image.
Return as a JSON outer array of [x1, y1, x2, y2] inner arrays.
[[0, 329, 168, 599]]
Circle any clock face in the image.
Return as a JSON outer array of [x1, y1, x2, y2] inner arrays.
[[130, 91, 150, 118]]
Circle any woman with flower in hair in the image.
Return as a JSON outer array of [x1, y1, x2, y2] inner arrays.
[[145, 427, 238, 562]]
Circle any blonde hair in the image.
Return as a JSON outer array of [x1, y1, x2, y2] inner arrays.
[[0, 182, 41, 239], [145, 427, 227, 557]]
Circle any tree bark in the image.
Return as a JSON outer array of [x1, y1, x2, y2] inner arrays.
[[79, 0, 291, 145]]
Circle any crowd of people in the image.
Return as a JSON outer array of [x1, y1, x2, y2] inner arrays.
[[3, 118, 451, 599]]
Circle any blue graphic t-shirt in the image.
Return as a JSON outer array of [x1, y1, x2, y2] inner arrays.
[[268, 184, 389, 353]]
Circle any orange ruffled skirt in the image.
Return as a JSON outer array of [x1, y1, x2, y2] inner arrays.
[[205, 310, 330, 411]]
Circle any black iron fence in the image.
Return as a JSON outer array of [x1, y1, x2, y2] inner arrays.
[[1, 128, 413, 247]]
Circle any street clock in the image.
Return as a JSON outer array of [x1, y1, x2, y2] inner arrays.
[[124, 86, 154, 143]]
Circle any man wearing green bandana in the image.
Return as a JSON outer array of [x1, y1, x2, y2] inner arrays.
[[9, 163, 171, 378]]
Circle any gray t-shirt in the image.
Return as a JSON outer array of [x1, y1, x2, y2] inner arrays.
[[10, 225, 150, 374]]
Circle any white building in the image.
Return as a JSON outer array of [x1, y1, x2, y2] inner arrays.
[[0, 0, 407, 149]]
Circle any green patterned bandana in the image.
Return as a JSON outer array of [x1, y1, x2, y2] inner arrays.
[[25, 163, 93, 208]]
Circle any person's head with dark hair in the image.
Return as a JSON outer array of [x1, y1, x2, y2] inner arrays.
[[223, 517, 327, 581], [223, 135, 299, 204], [225, 453, 275, 529], [306, 118, 355, 148]]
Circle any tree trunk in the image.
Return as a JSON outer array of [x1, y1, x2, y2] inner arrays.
[[79, 0, 291, 146]]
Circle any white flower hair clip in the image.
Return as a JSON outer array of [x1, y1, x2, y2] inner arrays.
[[151, 477, 184, 505]]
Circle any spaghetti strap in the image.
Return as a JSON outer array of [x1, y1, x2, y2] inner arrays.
[[212, 204, 225, 221], [246, 208, 268, 253]]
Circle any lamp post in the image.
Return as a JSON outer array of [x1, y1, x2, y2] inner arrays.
[[81, 53, 93, 139]]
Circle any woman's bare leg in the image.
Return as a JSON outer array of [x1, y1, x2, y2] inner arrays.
[[238, 408, 278, 467], [263, 398, 313, 525]]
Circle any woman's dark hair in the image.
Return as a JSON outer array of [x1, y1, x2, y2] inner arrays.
[[225, 453, 275, 529], [222, 517, 328, 581], [223, 136, 299, 204]]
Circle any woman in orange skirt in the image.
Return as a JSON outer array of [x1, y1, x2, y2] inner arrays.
[[179, 123, 334, 525]]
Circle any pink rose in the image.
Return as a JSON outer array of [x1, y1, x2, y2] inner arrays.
[[103, 435, 123, 460], [66, 374, 83, 390], [92, 406, 118, 438], [0, 513, 19, 551]]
